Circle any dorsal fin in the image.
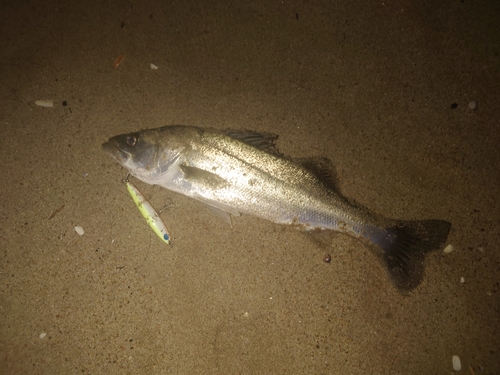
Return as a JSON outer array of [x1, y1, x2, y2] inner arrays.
[[223, 129, 282, 156], [295, 157, 339, 191], [297, 157, 383, 216]]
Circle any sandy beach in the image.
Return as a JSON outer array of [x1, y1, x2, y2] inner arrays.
[[1, 0, 499, 373]]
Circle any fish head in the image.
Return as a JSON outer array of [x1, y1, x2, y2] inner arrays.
[[102, 130, 161, 178], [102, 126, 190, 184]]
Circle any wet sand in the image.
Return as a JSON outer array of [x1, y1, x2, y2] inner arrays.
[[1, 0, 499, 373]]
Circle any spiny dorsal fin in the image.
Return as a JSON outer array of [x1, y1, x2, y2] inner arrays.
[[223, 129, 282, 156]]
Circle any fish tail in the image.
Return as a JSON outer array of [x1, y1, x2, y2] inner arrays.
[[375, 220, 451, 292]]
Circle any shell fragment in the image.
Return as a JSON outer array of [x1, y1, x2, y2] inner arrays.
[[74, 226, 84, 236], [35, 100, 54, 108]]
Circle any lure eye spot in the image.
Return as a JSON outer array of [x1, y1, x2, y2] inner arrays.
[[127, 136, 137, 147]]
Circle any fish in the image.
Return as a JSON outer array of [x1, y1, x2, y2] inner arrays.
[[124, 176, 170, 244], [102, 125, 451, 292]]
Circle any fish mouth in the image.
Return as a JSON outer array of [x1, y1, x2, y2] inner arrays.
[[102, 142, 131, 165]]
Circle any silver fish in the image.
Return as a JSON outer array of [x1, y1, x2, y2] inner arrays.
[[102, 125, 451, 292]]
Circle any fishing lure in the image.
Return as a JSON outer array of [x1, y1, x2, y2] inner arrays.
[[123, 176, 170, 244]]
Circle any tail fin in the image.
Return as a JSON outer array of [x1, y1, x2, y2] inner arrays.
[[380, 220, 451, 292]]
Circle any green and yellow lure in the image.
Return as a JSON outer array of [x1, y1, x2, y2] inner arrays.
[[124, 177, 170, 244]]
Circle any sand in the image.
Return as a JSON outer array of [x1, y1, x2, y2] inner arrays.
[[1, 0, 499, 373]]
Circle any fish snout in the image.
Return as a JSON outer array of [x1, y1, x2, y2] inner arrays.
[[102, 142, 112, 153], [102, 141, 129, 164]]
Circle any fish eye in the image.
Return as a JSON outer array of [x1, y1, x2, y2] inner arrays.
[[126, 136, 137, 147]]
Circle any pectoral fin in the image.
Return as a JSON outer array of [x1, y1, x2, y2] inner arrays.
[[179, 164, 241, 225], [180, 165, 229, 189]]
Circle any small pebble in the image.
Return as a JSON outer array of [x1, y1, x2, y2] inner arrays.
[[468, 100, 477, 110], [39, 333, 47, 339], [443, 244, 454, 253], [35, 100, 54, 108], [74, 226, 84, 236], [451, 103, 458, 109], [460, 277, 465, 283], [150, 63, 158, 70], [323, 254, 331, 263], [452, 355, 461, 371]]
